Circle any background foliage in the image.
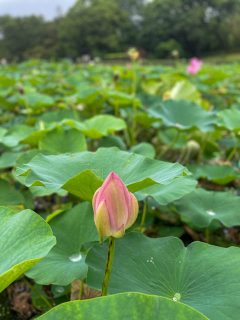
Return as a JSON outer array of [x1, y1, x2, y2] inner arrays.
[[0, 0, 240, 60]]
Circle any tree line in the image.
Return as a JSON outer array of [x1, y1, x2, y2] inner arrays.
[[0, 0, 240, 61]]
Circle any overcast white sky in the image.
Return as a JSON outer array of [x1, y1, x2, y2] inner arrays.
[[0, 0, 76, 20]]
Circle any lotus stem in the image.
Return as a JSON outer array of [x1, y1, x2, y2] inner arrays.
[[101, 236, 115, 296], [140, 199, 148, 232]]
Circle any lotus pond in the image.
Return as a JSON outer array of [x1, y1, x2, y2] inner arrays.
[[1, 60, 240, 319]]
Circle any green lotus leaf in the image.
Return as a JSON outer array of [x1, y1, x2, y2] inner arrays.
[[16, 147, 190, 199], [26, 203, 98, 285], [64, 115, 126, 139], [87, 232, 240, 320], [137, 176, 197, 205], [168, 80, 202, 105], [189, 164, 239, 185], [217, 107, 240, 131], [39, 127, 87, 154], [131, 142, 156, 159], [0, 151, 23, 169], [174, 188, 240, 228], [0, 180, 25, 206], [37, 292, 208, 320], [149, 100, 216, 131], [0, 207, 56, 292]]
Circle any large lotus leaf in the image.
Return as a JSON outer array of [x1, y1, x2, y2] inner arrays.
[[219, 135, 240, 150], [38, 109, 80, 123], [141, 77, 163, 95], [20, 123, 84, 148], [32, 115, 126, 140], [131, 142, 156, 159], [158, 127, 189, 149], [65, 85, 100, 105], [64, 115, 126, 139], [167, 80, 202, 105], [37, 293, 208, 320], [217, 108, 240, 131], [104, 90, 141, 108], [189, 164, 240, 185], [21, 127, 50, 147], [0, 180, 25, 206], [98, 135, 126, 150], [15, 149, 40, 169], [0, 75, 16, 87], [8, 91, 53, 112], [135, 111, 156, 128], [18, 92, 55, 110], [0, 207, 56, 292], [14, 150, 64, 198], [63, 170, 103, 201], [199, 67, 229, 85], [0, 125, 34, 147], [174, 188, 240, 228], [26, 203, 98, 285], [16, 147, 190, 198], [21, 123, 78, 148], [149, 100, 215, 132], [87, 232, 240, 320], [0, 127, 7, 139], [137, 177, 197, 205], [39, 127, 87, 154], [0, 151, 23, 169]]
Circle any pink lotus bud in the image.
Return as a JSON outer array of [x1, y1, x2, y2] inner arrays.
[[92, 172, 139, 240], [187, 57, 203, 75]]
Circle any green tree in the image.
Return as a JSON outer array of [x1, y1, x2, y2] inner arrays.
[[1, 0, 240, 60], [58, 0, 136, 58], [140, 0, 240, 57], [0, 15, 47, 60]]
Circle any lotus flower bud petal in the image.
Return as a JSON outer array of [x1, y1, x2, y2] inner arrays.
[[92, 172, 139, 240], [125, 193, 139, 230], [94, 200, 112, 238]]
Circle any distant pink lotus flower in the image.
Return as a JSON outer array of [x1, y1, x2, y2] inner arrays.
[[187, 57, 203, 75], [92, 172, 139, 240]]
